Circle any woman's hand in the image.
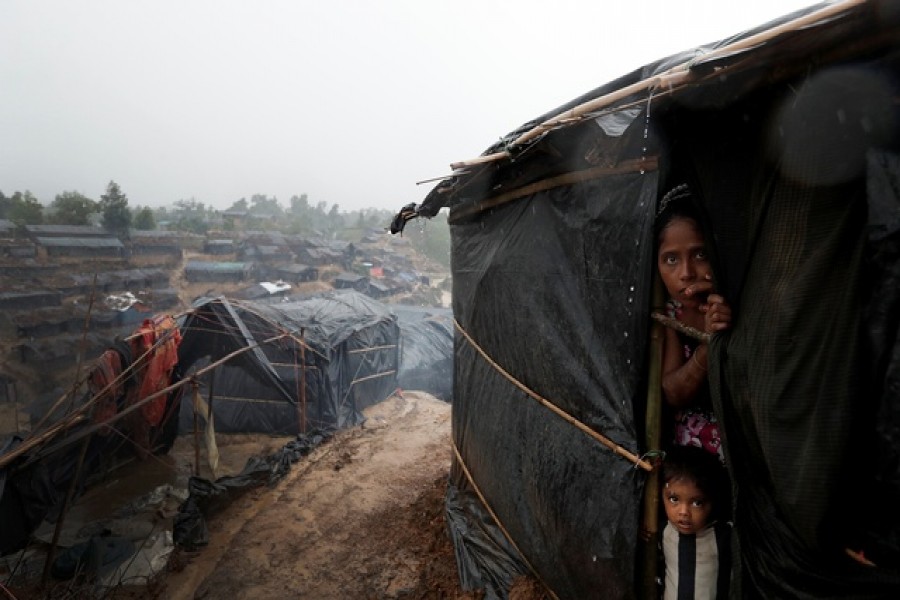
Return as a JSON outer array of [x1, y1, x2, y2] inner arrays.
[[700, 294, 731, 334]]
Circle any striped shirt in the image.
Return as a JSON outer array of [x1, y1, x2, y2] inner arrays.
[[663, 521, 731, 600]]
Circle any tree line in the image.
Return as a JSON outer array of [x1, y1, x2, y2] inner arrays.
[[0, 183, 450, 267]]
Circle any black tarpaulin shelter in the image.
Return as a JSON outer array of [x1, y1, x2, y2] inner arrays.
[[176, 290, 400, 434], [392, 305, 454, 401], [401, 1, 900, 598]]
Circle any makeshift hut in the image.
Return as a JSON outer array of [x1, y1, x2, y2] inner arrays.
[[183, 260, 252, 283], [35, 237, 125, 259], [202, 239, 235, 255], [271, 263, 319, 283], [0, 290, 62, 311], [176, 289, 400, 434], [24, 224, 109, 239], [333, 272, 369, 292], [395, 1, 900, 598]]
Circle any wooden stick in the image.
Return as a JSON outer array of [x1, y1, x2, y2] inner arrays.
[[41, 435, 91, 584], [650, 312, 710, 343], [300, 328, 307, 435], [192, 380, 201, 477], [451, 441, 560, 600], [0, 415, 87, 470]]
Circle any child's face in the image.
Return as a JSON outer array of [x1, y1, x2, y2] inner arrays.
[[663, 477, 713, 535], [657, 217, 712, 308]]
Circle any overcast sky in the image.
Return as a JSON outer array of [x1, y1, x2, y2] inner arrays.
[[1, 0, 823, 212]]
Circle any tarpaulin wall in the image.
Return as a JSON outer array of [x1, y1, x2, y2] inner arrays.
[[448, 172, 658, 598], [394, 306, 454, 401]]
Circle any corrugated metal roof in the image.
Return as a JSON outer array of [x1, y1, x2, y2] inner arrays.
[[35, 236, 124, 248], [26, 224, 109, 236], [184, 260, 251, 273]]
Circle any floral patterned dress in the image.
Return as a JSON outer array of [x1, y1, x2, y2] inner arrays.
[[667, 300, 725, 464]]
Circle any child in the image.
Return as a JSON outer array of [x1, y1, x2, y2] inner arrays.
[[661, 445, 731, 600], [655, 184, 731, 463]]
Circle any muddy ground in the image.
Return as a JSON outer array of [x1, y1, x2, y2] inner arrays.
[[3, 391, 547, 599]]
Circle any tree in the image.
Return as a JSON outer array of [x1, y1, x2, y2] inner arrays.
[[50, 191, 97, 225], [8, 191, 44, 225], [249, 194, 283, 217], [171, 198, 210, 235], [227, 198, 248, 212], [99, 180, 131, 238], [289, 194, 309, 216], [133, 206, 156, 230]]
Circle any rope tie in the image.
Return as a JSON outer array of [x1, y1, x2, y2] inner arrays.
[[451, 441, 560, 600], [453, 319, 652, 472]]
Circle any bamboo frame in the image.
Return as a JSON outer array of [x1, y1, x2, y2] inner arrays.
[[639, 278, 666, 600], [448, 157, 659, 224]]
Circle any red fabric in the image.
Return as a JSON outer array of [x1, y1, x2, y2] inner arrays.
[[129, 315, 182, 427], [89, 349, 123, 434]]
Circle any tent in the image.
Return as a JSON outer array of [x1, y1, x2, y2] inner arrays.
[[176, 290, 400, 434], [397, 1, 900, 598]]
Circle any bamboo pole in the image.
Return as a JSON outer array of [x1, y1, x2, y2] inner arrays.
[[30, 275, 100, 435], [449, 0, 865, 170], [205, 369, 219, 478], [192, 380, 201, 477], [41, 435, 91, 584], [639, 278, 666, 600]]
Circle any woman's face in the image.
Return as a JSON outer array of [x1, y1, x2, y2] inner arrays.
[[657, 217, 712, 307]]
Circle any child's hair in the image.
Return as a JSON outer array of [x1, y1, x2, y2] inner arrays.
[[662, 445, 729, 520]]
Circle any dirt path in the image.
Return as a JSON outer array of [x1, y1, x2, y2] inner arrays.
[[163, 391, 474, 599]]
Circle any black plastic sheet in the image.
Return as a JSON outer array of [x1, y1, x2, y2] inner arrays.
[[174, 428, 333, 549]]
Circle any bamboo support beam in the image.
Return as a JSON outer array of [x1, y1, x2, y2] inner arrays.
[[300, 328, 307, 434], [192, 380, 201, 477], [639, 279, 666, 600]]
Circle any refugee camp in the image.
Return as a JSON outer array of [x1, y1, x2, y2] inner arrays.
[[1, 0, 899, 598]]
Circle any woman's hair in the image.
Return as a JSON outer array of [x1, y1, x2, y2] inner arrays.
[[654, 183, 703, 246], [662, 445, 729, 517]]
